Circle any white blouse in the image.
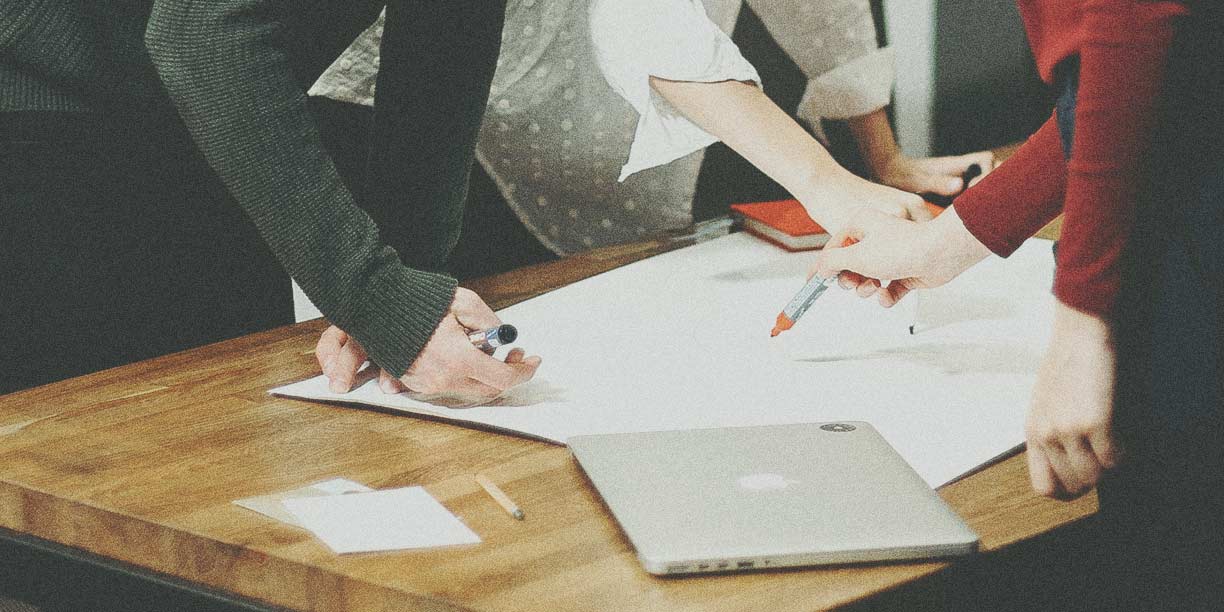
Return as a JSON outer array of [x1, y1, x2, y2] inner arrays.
[[589, 0, 760, 180], [310, 0, 893, 255]]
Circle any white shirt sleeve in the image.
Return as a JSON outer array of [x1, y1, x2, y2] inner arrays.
[[799, 46, 894, 121], [589, 0, 761, 181], [746, 0, 894, 123]]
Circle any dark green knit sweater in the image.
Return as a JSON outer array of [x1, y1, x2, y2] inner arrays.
[[1, 0, 460, 376]]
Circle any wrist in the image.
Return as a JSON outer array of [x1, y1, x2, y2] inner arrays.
[[1052, 301, 1112, 342], [925, 206, 992, 273], [793, 168, 862, 224]]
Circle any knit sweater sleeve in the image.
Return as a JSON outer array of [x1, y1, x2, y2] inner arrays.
[[0, 0, 100, 99], [144, 0, 456, 377]]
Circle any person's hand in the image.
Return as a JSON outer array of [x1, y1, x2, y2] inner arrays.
[[316, 325, 381, 393], [315, 287, 541, 399], [1025, 303, 1120, 500], [399, 298, 541, 399], [874, 151, 995, 198], [812, 205, 992, 306]]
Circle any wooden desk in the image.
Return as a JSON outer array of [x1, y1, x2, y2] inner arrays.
[[0, 224, 1092, 612]]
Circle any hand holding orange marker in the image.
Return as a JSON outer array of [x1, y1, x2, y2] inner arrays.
[[770, 237, 856, 337], [769, 202, 946, 338]]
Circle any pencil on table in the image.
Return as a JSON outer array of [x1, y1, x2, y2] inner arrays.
[[475, 474, 525, 520]]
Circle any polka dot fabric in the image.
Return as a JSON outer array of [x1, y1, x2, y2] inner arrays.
[[310, 0, 889, 255]]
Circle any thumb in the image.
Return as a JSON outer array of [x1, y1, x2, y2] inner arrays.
[[816, 211, 886, 278], [815, 240, 864, 280], [451, 288, 502, 333]]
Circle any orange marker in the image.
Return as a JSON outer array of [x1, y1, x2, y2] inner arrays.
[[770, 237, 857, 337], [770, 271, 840, 337]]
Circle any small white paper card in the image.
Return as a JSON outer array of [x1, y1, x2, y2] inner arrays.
[[282, 486, 481, 554], [233, 478, 374, 527]]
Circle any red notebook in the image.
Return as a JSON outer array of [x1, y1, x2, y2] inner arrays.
[[730, 199, 946, 251], [729, 199, 832, 251]]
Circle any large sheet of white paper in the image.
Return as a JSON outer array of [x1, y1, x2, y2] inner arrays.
[[273, 233, 1056, 487]]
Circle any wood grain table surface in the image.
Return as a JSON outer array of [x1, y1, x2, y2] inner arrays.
[[0, 214, 1092, 612]]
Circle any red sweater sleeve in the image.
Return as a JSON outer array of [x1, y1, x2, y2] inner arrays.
[[1053, 0, 1183, 315], [952, 116, 1066, 257]]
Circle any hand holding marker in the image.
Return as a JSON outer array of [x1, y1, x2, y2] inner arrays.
[[770, 195, 956, 337]]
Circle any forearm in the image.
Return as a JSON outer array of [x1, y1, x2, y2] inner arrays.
[[649, 77, 854, 203], [846, 108, 900, 180], [953, 117, 1067, 257], [145, 0, 455, 376]]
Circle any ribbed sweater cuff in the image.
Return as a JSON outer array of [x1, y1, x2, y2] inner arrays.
[[349, 265, 458, 378], [0, 67, 89, 112]]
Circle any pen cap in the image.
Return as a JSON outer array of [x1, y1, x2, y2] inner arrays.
[[496, 324, 518, 344]]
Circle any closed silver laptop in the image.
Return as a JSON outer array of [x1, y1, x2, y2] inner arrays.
[[569, 422, 979, 575]]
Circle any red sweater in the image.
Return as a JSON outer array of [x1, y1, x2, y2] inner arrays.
[[953, 0, 1187, 316]]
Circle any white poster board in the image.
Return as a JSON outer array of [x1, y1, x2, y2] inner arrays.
[[274, 233, 1055, 487]]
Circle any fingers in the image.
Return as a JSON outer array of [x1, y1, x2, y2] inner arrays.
[[1087, 427, 1120, 470], [1034, 438, 1099, 500], [1027, 426, 1114, 500], [911, 152, 997, 195], [837, 270, 869, 290], [315, 325, 347, 372], [451, 287, 502, 332], [878, 280, 914, 308], [403, 353, 540, 400], [815, 221, 868, 280], [924, 151, 993, 176], [326, 334, 368, 393], [467, 350, 541, 393], [1027, 445, 1060, 498], [914, 173, 965, 197], [829, 270, 915, 309], [378, 369, 405, 395], [855, 278, 881, 299], [1037, 440, 1078, 500], [1063, 438, 1103, 494], [400, 315, 540, 400], [814, 244, 856, 281], [965, 151, 997, 187]]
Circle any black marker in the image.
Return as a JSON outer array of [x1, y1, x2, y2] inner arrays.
[[469, 324, 518, 354], [922, 162, 983, 209]]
